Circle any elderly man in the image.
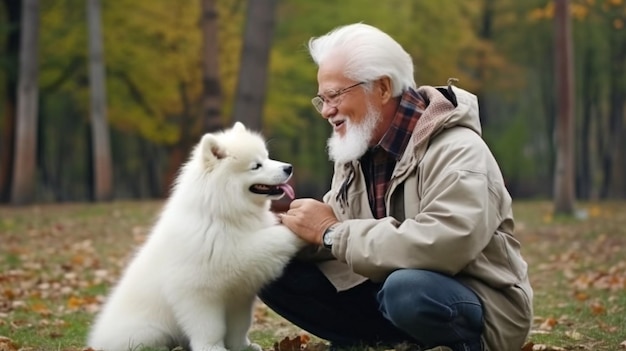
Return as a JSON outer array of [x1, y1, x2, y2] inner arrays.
[[261, 23, 533, 351]]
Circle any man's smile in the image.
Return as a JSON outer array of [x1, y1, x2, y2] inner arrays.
[[330, 118, 346, 133]]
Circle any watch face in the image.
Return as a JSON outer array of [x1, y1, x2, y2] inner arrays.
[[323, 230, 334, 246]]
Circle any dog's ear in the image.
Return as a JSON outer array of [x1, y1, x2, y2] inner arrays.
[[199, 133, 226, 170], [233, 121, 246, 133]]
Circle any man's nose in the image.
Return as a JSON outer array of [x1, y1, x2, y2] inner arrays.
[[321, 103, 337, 119]]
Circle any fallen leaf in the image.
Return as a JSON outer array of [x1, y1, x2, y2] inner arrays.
[[565, 330, 583, 340], [253, 303, 270, 324], [48, 331, 63, 338], [0, 336, 18, 351], [272, 335, 325, 351], [305, 342, 328, 351], [30, 302, 51, 316], [589, 301, 606, 315], [274, 335, 308, 351], [573, 291, 589, 301], [597, 320, 618, 333], [620, 340, 626, 348], [532, 345, 567, 351], [538, 317, 558, 331]]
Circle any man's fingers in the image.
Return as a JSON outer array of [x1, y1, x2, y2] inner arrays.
[[289, 199, 304, 209]]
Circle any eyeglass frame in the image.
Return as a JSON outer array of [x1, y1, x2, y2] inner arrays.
[[311, 81, 366, 113]]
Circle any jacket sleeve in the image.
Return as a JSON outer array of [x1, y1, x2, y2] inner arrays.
[[331, 129, 503, 281]]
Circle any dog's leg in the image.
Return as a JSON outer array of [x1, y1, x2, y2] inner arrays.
[[225, 295, 261, 351], [252, 225, 307, 263], [170, 295, 229, 351], [88, 321, 173, 351]]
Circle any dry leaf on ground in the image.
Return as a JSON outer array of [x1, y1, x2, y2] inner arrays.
[[0, 336, 18, 351]]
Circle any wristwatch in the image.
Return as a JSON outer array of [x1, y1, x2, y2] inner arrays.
[[322, 224, 338, 249]]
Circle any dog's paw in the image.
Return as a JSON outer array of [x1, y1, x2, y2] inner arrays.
[[197, 345, 229, 351], [246, 343, 263, 351]]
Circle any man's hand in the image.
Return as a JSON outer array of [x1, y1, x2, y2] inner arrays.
[[279, 198, 338, 246]]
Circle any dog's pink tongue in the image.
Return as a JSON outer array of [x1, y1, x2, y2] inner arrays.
[[279, 184, 295, 199]]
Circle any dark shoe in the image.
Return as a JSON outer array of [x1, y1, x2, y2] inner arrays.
[[393, 342, 426, 351], [425, 339, 483, 351], [449, 339, 483, 351]]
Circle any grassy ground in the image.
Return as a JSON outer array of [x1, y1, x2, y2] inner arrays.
[[1, 200, 625, 351]]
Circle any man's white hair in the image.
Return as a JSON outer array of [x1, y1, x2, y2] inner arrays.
[[308, 23, 416, 97]]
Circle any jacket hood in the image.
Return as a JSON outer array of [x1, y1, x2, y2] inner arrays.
[[413, 84, 481, 147], [386, 84, 481, 179]]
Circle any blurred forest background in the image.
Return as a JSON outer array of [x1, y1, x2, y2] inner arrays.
[[1, 0, 625, 205]]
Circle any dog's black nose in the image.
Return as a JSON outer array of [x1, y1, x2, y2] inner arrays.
[[283, 165, 293, 176]]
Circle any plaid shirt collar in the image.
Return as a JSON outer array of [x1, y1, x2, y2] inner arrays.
[[375, 87, 426, 159], [359, 88, 426, 218]]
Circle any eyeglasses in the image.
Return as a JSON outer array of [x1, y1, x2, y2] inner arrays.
[[311, 81, 365, 113]]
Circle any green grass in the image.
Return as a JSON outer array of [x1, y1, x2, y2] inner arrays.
[[1, 200, 625, 350], [514, 201, 626, 350], [0, 201, 162, 351]]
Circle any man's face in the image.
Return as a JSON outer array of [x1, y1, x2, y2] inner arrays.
[[326, 102, 380, 163], [316, 60, 370, 138], [316, 58, 383, 163]]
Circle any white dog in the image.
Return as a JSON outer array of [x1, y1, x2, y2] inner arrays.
[[88, 122, 305, 351]]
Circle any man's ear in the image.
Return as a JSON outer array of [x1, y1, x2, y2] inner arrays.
[[378, 76, 393, 104], [199, 133, 227, 171]]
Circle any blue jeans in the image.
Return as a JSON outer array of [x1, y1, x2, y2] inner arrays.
[[259, 261, 483, 351]]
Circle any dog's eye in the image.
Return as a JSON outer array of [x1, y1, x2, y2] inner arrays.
[[251, 162, 262, 170]]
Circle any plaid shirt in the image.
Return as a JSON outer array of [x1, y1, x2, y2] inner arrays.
[[361, 88, 426, 218]]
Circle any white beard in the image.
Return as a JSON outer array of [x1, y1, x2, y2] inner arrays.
[[327, 103, 380, 164]]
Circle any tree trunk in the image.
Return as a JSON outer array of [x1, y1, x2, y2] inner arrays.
[[162, 81, 195, 196], [578, 49, 596, 200], [475, 0, 494, 127], [10, 0, 39, 205], [607, 11, 626, 198], [607, 76, 625, 198], [1, 0, 21, 202], [200, 0, 222, 133], [87, 0, 113, 201], [553, 0, 576, 214], [232, 0, 277, 132]]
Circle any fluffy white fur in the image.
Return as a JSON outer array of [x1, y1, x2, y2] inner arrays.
[[327, 101, 380, 163], [88, 122, 305, 351]]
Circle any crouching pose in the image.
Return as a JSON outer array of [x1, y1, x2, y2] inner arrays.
[[261, 23, 533, 351]]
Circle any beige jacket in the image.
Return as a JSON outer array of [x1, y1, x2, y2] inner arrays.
[[316, 85, 533, 351]]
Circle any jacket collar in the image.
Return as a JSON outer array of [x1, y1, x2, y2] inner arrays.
[[375, 87, 426, 161]]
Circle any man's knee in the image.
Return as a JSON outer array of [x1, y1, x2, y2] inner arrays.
[[377, 269, 483, 335], [377, 269, 441, 326]]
